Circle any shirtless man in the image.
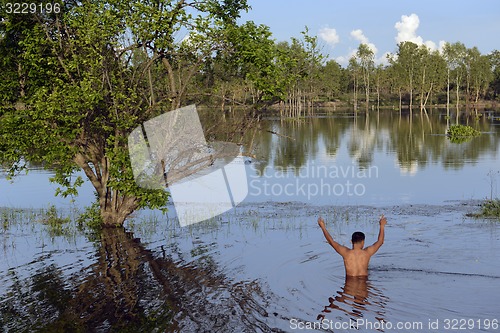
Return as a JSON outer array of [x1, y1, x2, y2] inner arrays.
[[318, 215, 387, 277]]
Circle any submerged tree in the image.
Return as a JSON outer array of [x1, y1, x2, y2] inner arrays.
[[0, 0, 249, 226]]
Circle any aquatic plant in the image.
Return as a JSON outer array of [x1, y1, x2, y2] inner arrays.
[[40, 205, 73, 239], [0, 206, 79, 247], [42, 205, 70, 225], [479, 199, 500, 219], [76, 201, 103, 232], [446, 124, 481, 143], [467, 199, 500, 220]]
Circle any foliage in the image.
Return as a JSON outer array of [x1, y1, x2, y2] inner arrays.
[[0, 0, 249, 226], [480, 199, 500, 219], [355, 43, 374, 108], [1, 0, 499, 227], [488, 50, 500, 100], [467, 199, 500, 220], [446, 124, 481, 143], [76, 200, 103, 233]]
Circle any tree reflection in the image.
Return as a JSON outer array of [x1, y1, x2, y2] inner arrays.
[[0, 228, 271, 332], [253, 110, 500, 172]]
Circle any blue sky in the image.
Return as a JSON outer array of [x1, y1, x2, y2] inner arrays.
[[239, 0, 500, 65]]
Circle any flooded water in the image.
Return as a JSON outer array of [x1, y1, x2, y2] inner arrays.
[[1, 109, 500, 332]]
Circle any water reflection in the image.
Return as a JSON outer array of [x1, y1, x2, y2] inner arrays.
[[317, 276, 388, 325], [247, 110, 500, 205], [1, 201, 499, 331], [0, 227, 272, 332], [253, 110, 500, 171]]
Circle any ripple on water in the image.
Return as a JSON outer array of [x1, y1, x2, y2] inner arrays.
[[1, 201, 499, 332]]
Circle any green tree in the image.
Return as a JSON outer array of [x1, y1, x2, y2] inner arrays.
[[488, 50, 500, 100], [395, 41, 420, 111], [319, 59, 343, 102], [416, 46, 446, 111], [387, 52, 406, 112], [443, 42, 467, 110], [465, 47, 492, 108], [356, 43, 375, 110], [0, 0, 249, 226], [300, 27, 325, 112], [373, 64, 387, 111], [348, 56, 361, 111], [198, 21, 278, 110], [228, 21, 281, 104]]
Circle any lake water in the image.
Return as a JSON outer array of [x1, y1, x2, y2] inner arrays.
[[1, 109, 500, 332]]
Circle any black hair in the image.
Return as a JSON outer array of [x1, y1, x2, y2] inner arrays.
[[351, 231, 365, 244]]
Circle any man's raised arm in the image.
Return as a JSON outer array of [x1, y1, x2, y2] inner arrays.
[[365, 215, 387, 255], [318, 217, 349, 256]]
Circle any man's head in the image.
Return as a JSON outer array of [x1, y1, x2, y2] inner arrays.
[[351, 231, 365, 247]]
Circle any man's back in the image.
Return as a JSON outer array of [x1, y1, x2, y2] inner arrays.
[[341, 248, 372, 277]]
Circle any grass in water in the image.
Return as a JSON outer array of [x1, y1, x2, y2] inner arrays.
[[479, 199, 500, 219], [467, 199, 500, 220], [447, 124, 481, 144]]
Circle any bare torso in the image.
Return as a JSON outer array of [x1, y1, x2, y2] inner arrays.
[[342, 248, 371, 277]]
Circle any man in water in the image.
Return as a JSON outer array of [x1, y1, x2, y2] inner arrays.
[[318, 215, 387, 277]]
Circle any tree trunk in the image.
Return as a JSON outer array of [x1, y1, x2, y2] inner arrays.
[[446, 69, 450, 113], [353, 75, 358, 111], [365, 72, 370, 111], [398, 88, 402, 115], [409, 88, 413, 113], [74, 152, 139, 227], [420, 67, 425, 112], [161, 58, 181, 109], [423, 83, 433, 109], [100, 192, 139, 227], [376, 86, 380, 112]]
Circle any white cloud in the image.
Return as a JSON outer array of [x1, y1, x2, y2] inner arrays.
[[395, 13, 423, 44], [376, 52, 391, 66], [335, 48, 358, 66], [335, 56, 349, 66], [438, 40, 447, 54], [394, 13, 442, 52], [330, 13, 448, 67], [424, 40, 437, 51], [351, 29, 369, 44], [319, 27, 340, 47], [335, 50, 356, 66], [350, 29, 378, 55]]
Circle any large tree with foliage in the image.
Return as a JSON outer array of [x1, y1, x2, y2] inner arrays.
[[394, 41, 420, 111], [443, 42, 467, 110], [465, 47, 492, 107], [355, 43, 375, 110], [488, 50, 500, 100], [415, 45, 446, 111], [0, 0, 249, 226]]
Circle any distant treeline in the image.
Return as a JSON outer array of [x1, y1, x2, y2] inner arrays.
[[186, 26, 500, 116]]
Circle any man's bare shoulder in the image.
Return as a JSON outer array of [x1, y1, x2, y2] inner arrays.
[[361, 247, 377, 256], [337, 245, 354, 257]]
